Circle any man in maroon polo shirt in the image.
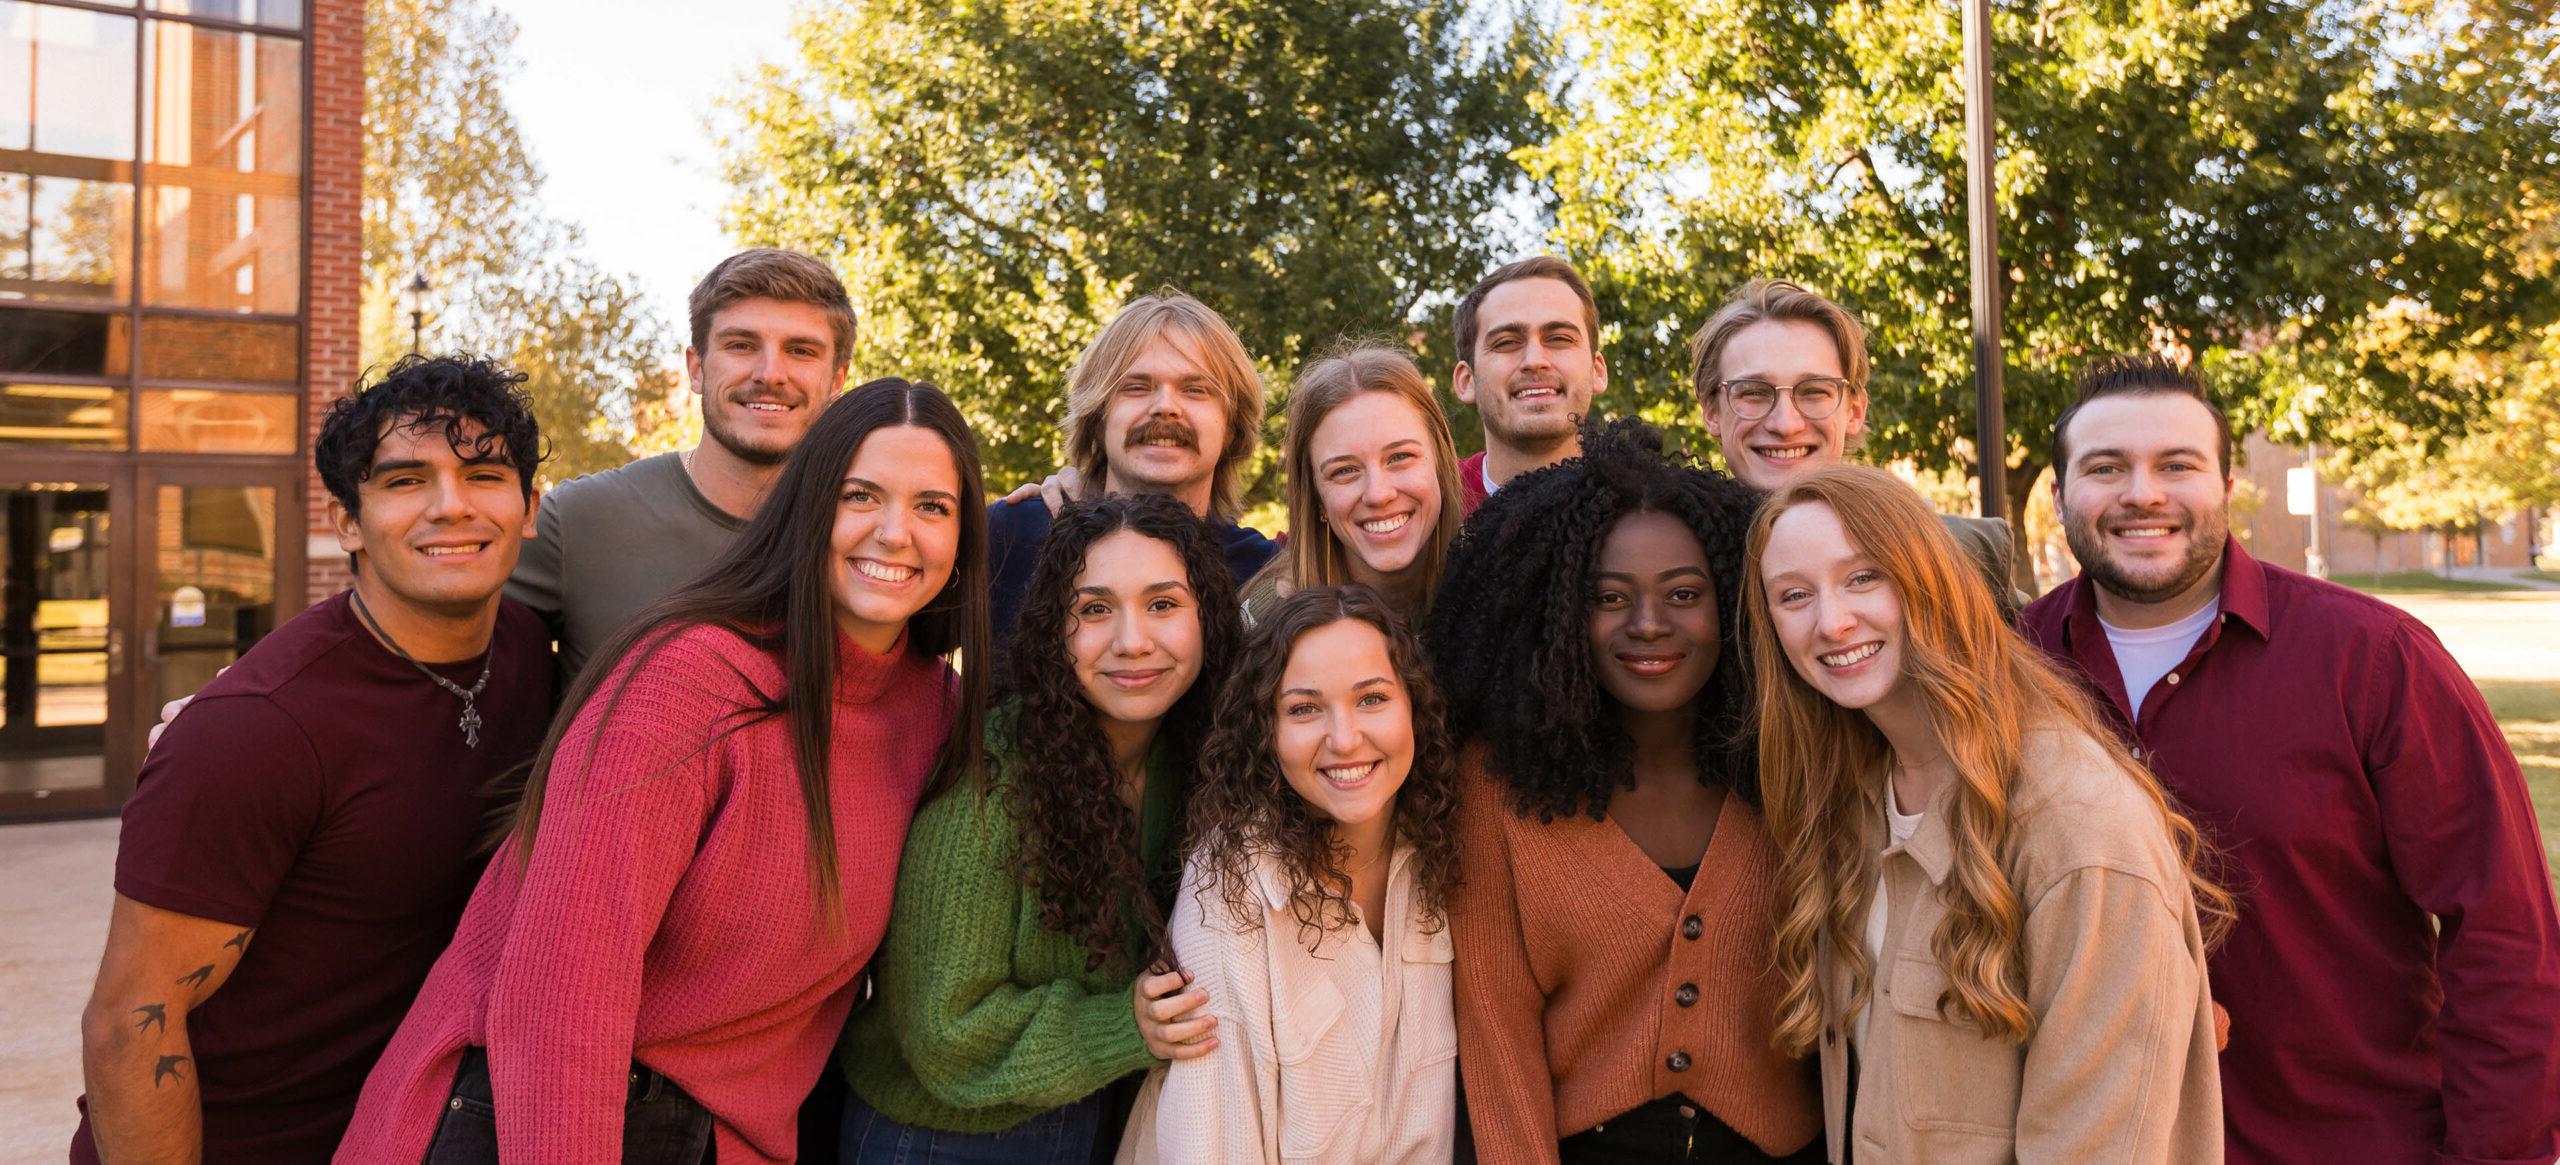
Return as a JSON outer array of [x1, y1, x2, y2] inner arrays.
[[72, 356, 553, 1163], [1450, 255, 1608, 513], [2020, 354, 2560, 1165]]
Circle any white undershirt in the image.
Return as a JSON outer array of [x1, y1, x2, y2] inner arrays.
[[1857, 783, 1926, 1050], [1480, 457, 1500, 499], [2100, 599, 2221, 713]]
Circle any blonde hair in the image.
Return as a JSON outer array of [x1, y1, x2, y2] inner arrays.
[[1266, 345, 1463, 617], [1062, 290, 1266, 520], [1743, 464, 2230, 1054], [1688, 279, 1871, 410]]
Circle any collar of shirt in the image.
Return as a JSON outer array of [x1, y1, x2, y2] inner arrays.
[[2058, 536, 2273, 721]]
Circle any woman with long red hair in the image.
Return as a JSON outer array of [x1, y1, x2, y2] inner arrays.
[[1744, 464, 2229, 1163]]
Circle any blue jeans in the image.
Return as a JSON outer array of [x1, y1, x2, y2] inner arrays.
[[840, 1090, 1102, 1165], [422, 1047, 716, 1164]]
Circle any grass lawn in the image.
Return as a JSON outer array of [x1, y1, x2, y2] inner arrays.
[[2481, 679, 2560, 895], [2343, 571, 2530, 595]]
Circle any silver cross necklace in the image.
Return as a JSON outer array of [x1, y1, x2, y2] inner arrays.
[[348, 589, 492, 748]]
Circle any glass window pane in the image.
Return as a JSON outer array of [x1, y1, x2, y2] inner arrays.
[[139, 315, 295, 383], [0, 307, 122, 377], [153, 483, 277, 710], [142, 24, 299, 313], [0, 383, 127, 449], [0, 173, 137, 303], [1, 3, 139, 161], [2, 484, 114, 757], [148, 0, 303, 32], [138, 386, 294, 452]]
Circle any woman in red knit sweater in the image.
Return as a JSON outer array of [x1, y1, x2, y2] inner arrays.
[[337, 379, 992, 1165], [1424, 418, 1820, 1165]]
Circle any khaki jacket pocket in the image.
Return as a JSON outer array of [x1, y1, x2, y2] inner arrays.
[[1883, 953, 2021, 1139]]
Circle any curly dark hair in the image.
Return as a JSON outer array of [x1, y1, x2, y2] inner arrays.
[[1185, 585, 1462, 952], [316, 354, 543, 516], [1000, 493, 1243, 970], [1426, 416, 1763, 821]]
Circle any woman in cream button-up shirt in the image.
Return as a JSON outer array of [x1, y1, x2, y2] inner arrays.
[[1120, 586, 1463, 1164]]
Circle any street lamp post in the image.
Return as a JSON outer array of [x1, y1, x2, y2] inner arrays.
[[1963, 0, 2009, 521], [404, 274, 431, 355]]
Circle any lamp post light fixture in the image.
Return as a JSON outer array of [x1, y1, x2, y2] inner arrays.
[[1962, 0, 2009, 521], [404, 274, 431, 355]]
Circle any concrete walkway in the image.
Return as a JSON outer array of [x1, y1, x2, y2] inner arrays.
[[0, 817, 115, 1164], [2443, 564, 2560, 591]]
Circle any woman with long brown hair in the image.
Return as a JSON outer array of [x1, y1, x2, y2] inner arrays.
[[838, 492, 1242, 1163], [1745, 464, 2229, 1163], [339, 379, 993, 1164], [1241, 345, 1464, 625], [1119, 585, 1464, 1163]]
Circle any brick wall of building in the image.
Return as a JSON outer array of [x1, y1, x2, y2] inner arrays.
[[303, 0, 363, 606]]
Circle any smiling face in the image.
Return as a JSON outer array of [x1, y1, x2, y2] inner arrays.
[[1065, 528, 1206, 733], [2055, 393, 2233, 623], [1759, 500, 1911, 715], [1701, 318, 1870, 492], [828, 424, 963, 653], [1274, 618, 1416, 836], [1586, 510, 1721, 716], [686, 296, 849, 467], [1454, 276, 1606, 460], [331, 416, 538, 618], [1098, 332, 1234, 512], [1309, 390, 1443, 582]]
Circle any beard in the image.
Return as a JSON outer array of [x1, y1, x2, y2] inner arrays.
[[2064, 503, 2229, 606], [701, 398, 796, 467]]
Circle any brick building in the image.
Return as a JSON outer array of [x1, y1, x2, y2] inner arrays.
[[1, 0, 361, 819]]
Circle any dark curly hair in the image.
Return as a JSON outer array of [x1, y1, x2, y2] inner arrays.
[[1000, 493, 1243, 970], [316, 354, 543, 516], [1426, 416, 1763, 821], [1185, 585, 1462, 952]]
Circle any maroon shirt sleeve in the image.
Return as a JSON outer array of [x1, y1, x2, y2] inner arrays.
[[115, 695, 328, 928], [2361, 620, 2560, 1165]]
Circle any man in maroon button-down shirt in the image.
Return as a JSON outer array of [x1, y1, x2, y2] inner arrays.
[[2020, 354, 2560, 1165]]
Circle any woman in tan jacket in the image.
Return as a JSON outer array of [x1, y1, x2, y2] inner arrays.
[[1746, 464, 2231, 1164]]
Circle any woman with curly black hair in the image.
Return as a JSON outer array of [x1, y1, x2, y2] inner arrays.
[[838, 493, 1241, 1163], [1119, 585, 1464, 1163], [1428, 418, 1820, 1165]]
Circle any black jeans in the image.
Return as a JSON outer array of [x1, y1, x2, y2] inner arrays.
[[1559, 1095, 1822, 1165], [423, 1047, 717, 1164]]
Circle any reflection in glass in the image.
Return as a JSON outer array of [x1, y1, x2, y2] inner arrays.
[[153, 484, 274, 712], [0, 307, 119, 377], [0, 174, 136, 302], [138, 386, 296, 452], [139, 315, 297, 383], [2, 482, 112, 794], [0, 383, 127, 449], [148, 0, 305, 31], [143, 24, 301, 314], [1, 3, 139, 161]]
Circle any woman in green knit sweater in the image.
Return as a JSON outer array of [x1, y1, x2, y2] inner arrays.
[[841, 493, 1241, 1162]]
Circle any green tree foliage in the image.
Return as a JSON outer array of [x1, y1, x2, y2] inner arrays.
[[718, 0, 1550, 488], [363, 0, 679, 483], [1530, 0, 2560, 521]]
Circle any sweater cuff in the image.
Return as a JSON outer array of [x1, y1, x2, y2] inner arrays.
[[1101, 999, 1159, 1077]]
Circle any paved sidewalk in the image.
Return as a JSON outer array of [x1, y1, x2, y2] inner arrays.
[[0, 817, 115, 1164]]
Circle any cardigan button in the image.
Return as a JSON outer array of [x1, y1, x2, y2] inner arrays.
[[1675, 983, 1699, 1007], [1667, 1051, 1692, 1072], [1681, 915, 1703, 940]]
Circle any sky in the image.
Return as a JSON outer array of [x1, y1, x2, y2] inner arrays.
[[495, 0, 802, 335]]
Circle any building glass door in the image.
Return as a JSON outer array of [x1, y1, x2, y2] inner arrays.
[[0, 467, 127, 813]]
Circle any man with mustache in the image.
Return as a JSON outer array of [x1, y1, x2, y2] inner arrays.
[[508, 248, 857, 677], [1449, 256, 1608, 513], [984, 291, 1277, 642], [2020, 355, 2560, 1165]]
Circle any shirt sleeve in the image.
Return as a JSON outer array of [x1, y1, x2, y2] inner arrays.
[[1448, 780, 1561, 1164], [1148, 870, 1280, 1163], [879, 776, 1157, 1112], [2363, 620, 2560, 1165], [2012, 866, 2215, 1164], [114, 695, 326, 928], [505, 481, 569, 643], [481, 635, 723, 1163]]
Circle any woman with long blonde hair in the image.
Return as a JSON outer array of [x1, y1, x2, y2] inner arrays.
[[1744, 464, 2230, 1163], [1241, 344, 1464, 625]]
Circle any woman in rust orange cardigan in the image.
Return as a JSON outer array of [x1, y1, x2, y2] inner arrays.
[[1425, 418, 1820, 1165]]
